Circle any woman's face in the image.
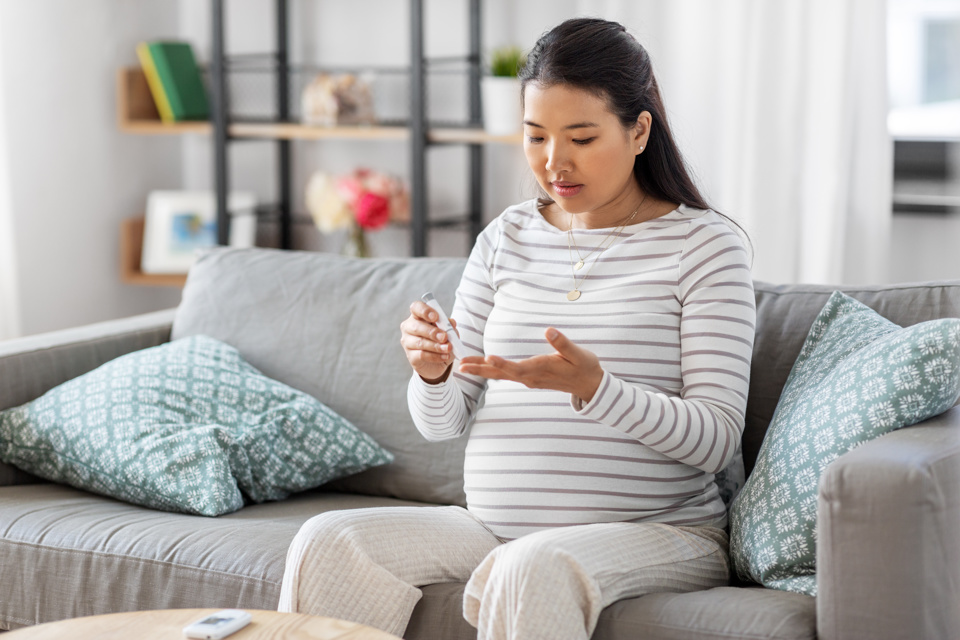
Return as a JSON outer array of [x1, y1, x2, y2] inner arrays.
[[522, 83, 646, 218]]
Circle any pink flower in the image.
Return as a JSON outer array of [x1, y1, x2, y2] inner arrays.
[[335, 174, 365, 207], [355, 192, 390, 230]]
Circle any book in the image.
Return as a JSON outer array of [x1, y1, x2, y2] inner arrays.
[[144, 41, 209, 121], [136, 42, 174, 123]]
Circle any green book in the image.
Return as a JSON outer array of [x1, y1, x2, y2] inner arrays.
[[146, 41, 209, 121]]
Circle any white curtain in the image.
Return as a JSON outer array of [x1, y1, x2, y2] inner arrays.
[[0, 207, 18, 341], [0, 6, 20, 341], [564, 0, 893, 285]]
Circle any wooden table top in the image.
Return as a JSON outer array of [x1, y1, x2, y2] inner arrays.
[[4, 609, 402, 640]]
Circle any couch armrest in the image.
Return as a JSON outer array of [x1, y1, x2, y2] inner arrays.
[[0, 309, 176, 486], [817, 406, 960, 640]]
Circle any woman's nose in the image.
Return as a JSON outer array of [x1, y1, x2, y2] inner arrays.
[[545, 143, 570, 173]]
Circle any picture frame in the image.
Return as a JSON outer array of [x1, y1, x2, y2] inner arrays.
[[141, 190, 257, 274]]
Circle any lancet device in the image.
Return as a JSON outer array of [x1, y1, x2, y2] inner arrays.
[[421, 292, 467, 361]]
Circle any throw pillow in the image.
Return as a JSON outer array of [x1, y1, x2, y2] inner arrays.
[[729, 291, 960, 596], [0, 335, 393, 516]]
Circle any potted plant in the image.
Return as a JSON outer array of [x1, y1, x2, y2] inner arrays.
[[482, 46, 526, 136]]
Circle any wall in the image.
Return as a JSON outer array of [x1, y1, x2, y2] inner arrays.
[[890, 212, 960, 282], [0, 0, 182, 338]]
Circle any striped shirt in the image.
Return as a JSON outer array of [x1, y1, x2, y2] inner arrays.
[[407, 199, 756, 541]]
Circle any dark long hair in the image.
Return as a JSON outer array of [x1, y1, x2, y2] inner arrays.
[[520, 18, 752, 256]]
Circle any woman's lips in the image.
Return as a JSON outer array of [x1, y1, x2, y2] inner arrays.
[[552, 182, 583, 197]]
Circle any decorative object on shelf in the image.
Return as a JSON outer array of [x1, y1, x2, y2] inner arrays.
[[482, 46, 526, 136], [300, 73, 376, 127], [136, 41, 209, 123], [306, 168, 410, 258], [141, 191, 257, 274]]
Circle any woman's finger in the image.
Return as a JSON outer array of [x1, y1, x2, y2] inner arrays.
[[460, 355, 539, 381], [401, 331, 453, 355], [458, 362, 512, 380], [400, 317, 442, 343], [409, 300, 439, 324], [544, 327, 581, 362]]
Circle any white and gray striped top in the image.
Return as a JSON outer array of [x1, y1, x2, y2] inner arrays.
[[408, 199, 756, 541]]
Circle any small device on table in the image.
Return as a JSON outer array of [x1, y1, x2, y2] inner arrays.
[[183, 609, 252, 639]]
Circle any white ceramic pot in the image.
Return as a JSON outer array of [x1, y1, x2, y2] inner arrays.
[[481, 76, 522, 136]]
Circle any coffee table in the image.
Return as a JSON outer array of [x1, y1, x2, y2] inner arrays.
[[3, 608, 402, 639]]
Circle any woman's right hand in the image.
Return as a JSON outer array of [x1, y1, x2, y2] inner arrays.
[[400, 300, 459, 384]]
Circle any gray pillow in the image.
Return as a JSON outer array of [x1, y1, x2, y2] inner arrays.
[[173, 248, 470, 506], [0, 335, 393, 516]]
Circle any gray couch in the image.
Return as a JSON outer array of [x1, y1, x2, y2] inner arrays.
[[1, 247, 958, 640]]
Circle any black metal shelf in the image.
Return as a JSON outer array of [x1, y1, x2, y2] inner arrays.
[[209, 0, 485, 257]]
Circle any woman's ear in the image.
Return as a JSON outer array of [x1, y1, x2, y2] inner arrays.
[[634, 111, 652, 155]]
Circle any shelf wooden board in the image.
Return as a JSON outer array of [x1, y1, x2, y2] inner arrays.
[[428, 128, 523, 145], [117, 67, 522, 144], [120, 120, 213, 135], [230, 122, 410, 140], [119, 216, 188, 288], [116, 68, 212, 136]]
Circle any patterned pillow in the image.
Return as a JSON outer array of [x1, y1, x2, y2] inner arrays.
[[0, 335, 393, 516], [729, 291, 960, 596]]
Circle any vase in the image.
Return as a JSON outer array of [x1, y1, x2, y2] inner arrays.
[[481, 76, 522, 136], [342, 224, 370, 258]]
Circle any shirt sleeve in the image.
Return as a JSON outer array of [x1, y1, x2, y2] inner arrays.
[[407, 219, 500, 441], [571, 217, 755, 474]]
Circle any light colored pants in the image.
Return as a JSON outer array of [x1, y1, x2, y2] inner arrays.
[[278, 506, 729, 640]]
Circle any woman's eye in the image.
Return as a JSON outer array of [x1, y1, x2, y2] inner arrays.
[[573, 138, 595, 146], [526, 136, 544, 144]]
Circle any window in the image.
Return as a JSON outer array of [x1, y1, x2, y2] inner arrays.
[[888, 0, 960, 213]]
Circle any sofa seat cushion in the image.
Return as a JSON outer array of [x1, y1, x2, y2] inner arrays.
[[0, 483, 427, 630], [405, 583, 815, 640]]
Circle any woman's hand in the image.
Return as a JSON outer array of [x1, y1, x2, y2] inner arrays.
[[400, 300, 460, 384], [458, 328, 604, 404]]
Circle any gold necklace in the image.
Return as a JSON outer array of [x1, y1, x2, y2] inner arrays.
[[565, 195, 647, 301], [566, 201, 643, 270]]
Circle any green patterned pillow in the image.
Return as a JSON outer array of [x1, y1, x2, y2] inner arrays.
[[729, 291, 960, 596], [0, 335, 393, 516]]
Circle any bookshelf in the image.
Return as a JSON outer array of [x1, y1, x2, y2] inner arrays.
[[118, 0, 521, 286], [117, 68, 523, 145]]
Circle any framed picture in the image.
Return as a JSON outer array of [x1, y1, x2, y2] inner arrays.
[[141, 191, 257, 274]]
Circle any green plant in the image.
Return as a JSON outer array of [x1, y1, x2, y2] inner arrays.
[[489, 46, 526, 78]]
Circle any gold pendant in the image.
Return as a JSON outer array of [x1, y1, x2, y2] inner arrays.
[[567, 290, 581, 301], [574, 260, 584, 270]]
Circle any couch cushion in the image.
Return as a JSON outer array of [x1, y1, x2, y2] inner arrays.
[[0, 483, 427, 630], [405, 583, 815, 640], [0, 335, 393, 516], [172, 248, 470, 507], [746, 279, 960, 476], [731, 291, 960, 596]]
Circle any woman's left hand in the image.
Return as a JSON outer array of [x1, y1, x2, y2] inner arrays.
[[458, 328, 604, 404]]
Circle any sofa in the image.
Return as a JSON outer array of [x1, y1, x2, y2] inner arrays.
[[0, 246, 958, 640]]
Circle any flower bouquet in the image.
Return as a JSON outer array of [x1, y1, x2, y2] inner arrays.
[[306, 168, 410, 257]]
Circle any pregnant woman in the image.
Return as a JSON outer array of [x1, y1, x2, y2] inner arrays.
[[280, 17, 755, 640]]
